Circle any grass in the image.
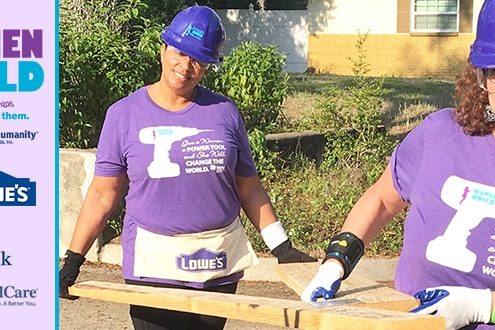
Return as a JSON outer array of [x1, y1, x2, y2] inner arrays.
[[282, 73, 456, 140]]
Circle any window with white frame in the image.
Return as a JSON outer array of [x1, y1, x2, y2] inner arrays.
[[411, 0, 459, 33]]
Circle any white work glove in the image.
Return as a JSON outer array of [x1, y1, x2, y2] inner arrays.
[[261, 221, 317, 264], [300, 261, 344, 302], [410, 286, 492, 330], [260, 221, 289, 251]]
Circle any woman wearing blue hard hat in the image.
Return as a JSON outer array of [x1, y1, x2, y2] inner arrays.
[[302, 1, 495, 329], [59, 5, 316, 330]]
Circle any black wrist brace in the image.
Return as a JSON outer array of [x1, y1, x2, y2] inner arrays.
[[322, 232, 364, 280]]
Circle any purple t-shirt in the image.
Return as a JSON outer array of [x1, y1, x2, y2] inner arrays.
[[95, 86, 258, 287], [391, 108, 495, 329]]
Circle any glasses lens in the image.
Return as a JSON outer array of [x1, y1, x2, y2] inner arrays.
[[169, 46, 208, 69], [477, 69, 488, 91], [485, 68, 495, 79]]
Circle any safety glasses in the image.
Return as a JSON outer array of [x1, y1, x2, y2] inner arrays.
[[483, 68, 495, 79], [167, 46, 209, 71], [476, 68, 495, 91]]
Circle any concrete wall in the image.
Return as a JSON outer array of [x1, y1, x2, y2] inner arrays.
[[59, 149, 99, 261]]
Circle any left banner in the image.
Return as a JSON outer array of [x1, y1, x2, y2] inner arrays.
[[0, 0, 57, 328]]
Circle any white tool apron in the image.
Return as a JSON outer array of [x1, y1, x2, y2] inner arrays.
[[133, 217, 259, 282]]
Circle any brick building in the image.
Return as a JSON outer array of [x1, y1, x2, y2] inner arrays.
[[307, 0, 484, 78]]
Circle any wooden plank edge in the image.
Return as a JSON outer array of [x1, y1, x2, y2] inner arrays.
[[69, 281, 444, 330]]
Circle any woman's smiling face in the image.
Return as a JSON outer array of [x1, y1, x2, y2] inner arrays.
[[159, 44, 207, 96]]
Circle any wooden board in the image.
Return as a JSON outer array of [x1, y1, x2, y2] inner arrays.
[[277, 263, 418, 312], [69, 281, 444, 330]]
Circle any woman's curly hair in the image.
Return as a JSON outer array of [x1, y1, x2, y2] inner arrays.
[[454, 63, 495, 135]]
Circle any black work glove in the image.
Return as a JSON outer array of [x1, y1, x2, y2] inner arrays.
[[59, 249, 85, 300], [271, 240, 318, 264]]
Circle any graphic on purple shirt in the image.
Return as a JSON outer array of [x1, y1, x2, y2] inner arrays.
[[459, 186, 471, 205], [390, 108, 494, 297], [94, 86, 257, 288]]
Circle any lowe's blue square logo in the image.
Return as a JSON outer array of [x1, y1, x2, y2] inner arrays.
[[0, 171, 36, 206], [182, 24, 205, 40]]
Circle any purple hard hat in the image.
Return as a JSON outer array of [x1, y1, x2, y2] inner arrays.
[[469, 0, 495, 68], [161, 6, 225, 64]]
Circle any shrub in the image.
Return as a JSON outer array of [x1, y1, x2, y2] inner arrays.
[[203, 41, 290, 179], [247, 129, 279, 179], [204, 41, 289, 133], [320, 34, 393, 184], [297, 32, 394, 184]]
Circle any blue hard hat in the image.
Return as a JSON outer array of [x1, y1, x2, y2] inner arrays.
[[469, 0, 495, 68], [161, 6, 225, 64]]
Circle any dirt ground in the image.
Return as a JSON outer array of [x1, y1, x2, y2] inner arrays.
[[60, 262, 299, 330]]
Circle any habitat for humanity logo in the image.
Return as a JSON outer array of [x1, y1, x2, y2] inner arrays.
[[0, 130, 38, 145], [0, 171, 36, 206]]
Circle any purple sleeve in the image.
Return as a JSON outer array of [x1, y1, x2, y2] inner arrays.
[[94, 105, 127, 176], [234, 113, 258, 177], [389, 121, 425, 203]]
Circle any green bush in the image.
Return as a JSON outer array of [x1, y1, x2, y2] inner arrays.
[[247, 128, 280, 179], [204, 41, 290, 133], [59, 0, 166, 148], [203, 41, 290, 179], [320, 34, 393, 184]]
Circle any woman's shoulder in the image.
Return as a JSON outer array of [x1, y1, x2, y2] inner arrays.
[[421, 108, 457, 129], [110, 87, 147, 109], [105, 87, 148, 117]]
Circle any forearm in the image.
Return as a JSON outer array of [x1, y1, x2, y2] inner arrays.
[[69, 194, 115, 255], [342, 188, 401, 245], [240, 183, 277, 232], [341, 164, 406, 245], [236, 174, 278, 232], [69, 176, 125, 255]]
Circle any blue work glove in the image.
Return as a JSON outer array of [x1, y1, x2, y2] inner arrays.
[[300, 261, 344, 302], [410, 286, 492, 330]]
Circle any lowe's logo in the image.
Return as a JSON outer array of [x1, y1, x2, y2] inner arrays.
[[183, 24, 205, 40], [0, 171, 36, 206], [176, 248, 226, 272]]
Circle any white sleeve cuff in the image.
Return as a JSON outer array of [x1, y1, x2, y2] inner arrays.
[[260, 221, 289, 251]]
